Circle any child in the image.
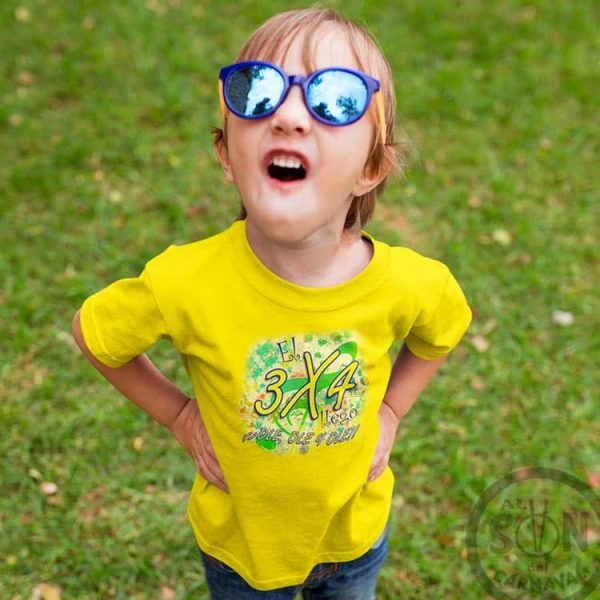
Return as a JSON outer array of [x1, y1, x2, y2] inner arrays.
[[72, 8, 471, 599]]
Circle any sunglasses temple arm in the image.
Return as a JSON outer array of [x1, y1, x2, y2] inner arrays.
[[375, 91, 387, 145], [218, 79, 228, 119]]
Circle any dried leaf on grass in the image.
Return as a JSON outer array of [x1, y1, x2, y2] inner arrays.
[[582, 528, 599, 543], [587, 473, 600, 489], [470, 376, 486, 392], [15, 7, 31, 23], [470, 335, 490, 353], [437, 422, 467, 437], [515, 466, 531, 481], [40, 482, 58, 496], [394, 569, 421, 585], [392, 494, 405, 511], [31, 584, 61, 600], [481, 319, 497, 335], [491, 229, 512, 246], [17, 71, 35, 86], [552, 310, 574, 326], [160, 586, 176, 600], [436, 534, 453, 547], [28, 468, 42, 481]]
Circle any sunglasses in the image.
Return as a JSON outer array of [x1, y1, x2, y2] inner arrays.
[[218, 60, 386, 143]]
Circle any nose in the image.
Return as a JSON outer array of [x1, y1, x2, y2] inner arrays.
[[270, 84, 312, 136]]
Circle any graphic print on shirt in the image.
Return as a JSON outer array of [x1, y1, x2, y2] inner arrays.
[[241, 331, 368, 454]]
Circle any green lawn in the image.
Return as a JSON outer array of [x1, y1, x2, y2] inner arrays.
[[1, 0, 598, 598]]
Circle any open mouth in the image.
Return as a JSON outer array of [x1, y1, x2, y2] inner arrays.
[[267, 156, 307, 182]]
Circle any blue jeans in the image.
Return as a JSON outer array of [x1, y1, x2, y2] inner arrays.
[[198, 522, 389, 600]]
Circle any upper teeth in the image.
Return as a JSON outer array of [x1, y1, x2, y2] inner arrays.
[[270, 156, 303, 169]]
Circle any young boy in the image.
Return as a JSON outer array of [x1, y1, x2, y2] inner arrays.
[[72, 8, 471, 599]]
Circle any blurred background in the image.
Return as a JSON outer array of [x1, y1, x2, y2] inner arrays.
[[1, 0, 598, 598]]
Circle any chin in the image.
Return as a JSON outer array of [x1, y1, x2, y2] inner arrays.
[[253, 213, 313, 243], [250, 201, 304, 225]]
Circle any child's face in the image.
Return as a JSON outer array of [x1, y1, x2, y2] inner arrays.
[[216, 27, 385, 245]]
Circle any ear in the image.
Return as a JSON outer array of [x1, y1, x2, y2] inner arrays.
[[213, 129, 235, 183], [352, 152, 394, 197]]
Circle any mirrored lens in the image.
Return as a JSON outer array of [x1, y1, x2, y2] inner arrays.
[[307, 70, 368, 124], [225, 65, 285, 117]]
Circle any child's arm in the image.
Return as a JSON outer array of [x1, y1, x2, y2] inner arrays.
[[72, 310, 229, 493], [367, 343, 445, 481], [382, 343, 446, 424]]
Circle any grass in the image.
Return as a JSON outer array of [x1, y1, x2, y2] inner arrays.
[[1, 0, 599, 598]]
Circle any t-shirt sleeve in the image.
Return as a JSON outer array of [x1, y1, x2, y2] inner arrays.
[[404, 268, 472, 360], [79, 264, 170, 368]]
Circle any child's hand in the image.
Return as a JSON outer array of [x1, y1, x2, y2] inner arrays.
[[367, 402, 401, 482], [169, 398, 230, 493]]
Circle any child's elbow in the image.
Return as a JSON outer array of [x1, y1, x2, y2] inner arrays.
[[72, 309, 87, 353]]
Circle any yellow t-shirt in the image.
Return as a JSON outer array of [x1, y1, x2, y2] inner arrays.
[[80, 219, 472, 590]]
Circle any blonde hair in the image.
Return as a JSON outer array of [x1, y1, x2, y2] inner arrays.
[[213, 8, 409, 230]]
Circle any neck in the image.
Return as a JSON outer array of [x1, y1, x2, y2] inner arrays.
[[244, 219, 369, 288]]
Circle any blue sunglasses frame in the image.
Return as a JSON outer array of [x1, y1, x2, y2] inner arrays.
[[218, 60, 387, 143]]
